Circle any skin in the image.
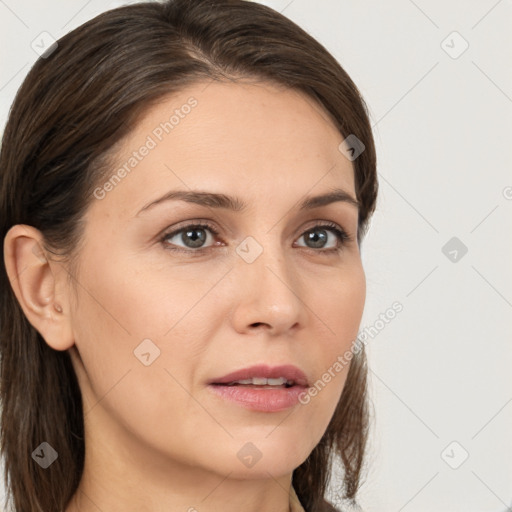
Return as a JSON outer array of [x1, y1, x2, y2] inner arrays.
[[4, 80, 366, 512]]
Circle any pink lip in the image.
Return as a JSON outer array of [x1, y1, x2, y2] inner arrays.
[[207, 364, 310, 413], [208, 364, 309, 387]]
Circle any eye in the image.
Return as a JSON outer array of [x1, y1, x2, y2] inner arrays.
[[294, 222, 352, 254], [160, 220, 353, 255], [161, 222, 220, 252]]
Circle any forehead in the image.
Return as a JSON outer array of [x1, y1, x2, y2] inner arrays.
[[89, 80, 356, 221]]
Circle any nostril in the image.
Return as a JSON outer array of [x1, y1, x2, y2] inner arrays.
[[251, 322, 273, 329]]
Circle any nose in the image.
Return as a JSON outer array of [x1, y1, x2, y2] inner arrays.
[[229, 239, 307, 337]]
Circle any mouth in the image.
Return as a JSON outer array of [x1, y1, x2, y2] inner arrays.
[[208, 364, 309, 388], [207, 364, 310, 412], [213, 376, 297, 389]]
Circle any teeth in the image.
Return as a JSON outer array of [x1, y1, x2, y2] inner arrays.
[[229, 377, 294, 386], [235, 379, 255, 385], [267, 377, 287, 386]]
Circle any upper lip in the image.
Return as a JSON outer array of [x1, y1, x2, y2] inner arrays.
[[208, 364, 309, 387]]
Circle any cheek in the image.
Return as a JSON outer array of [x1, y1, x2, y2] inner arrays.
[[69, 252, 219, 418], [69, 259, 215, 462], [300, 264, 365, 424], [319, 261, 366, 350]]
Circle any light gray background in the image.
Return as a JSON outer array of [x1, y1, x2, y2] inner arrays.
[[1, 1, 511, 511]]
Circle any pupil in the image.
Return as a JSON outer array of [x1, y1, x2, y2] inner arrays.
[[183, 228, 206, 248], [307, 229, 326, 248]]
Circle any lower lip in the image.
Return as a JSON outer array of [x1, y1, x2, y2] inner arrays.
[[207, 384, 307, 412]]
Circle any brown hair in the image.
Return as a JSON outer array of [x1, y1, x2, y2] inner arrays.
[[0, 1, 377, 510]]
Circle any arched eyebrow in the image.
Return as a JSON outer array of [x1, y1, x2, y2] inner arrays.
[[135, 187, 359, 217]]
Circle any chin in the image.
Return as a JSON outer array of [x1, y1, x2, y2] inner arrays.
[[211, 436, 313, 479]]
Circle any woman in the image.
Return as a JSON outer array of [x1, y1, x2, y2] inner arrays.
[[0, 0, 378, 510]]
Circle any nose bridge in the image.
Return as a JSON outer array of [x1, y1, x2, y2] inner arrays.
[[233, 231, 303, 322], [236, 230, 289, 281]]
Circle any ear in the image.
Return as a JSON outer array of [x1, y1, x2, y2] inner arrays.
[[3, 224, 74, 351]]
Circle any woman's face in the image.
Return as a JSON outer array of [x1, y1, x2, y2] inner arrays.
[[66, 80, 365, 482]]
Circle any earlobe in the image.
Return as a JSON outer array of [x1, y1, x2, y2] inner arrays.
[[3, 224, 75, 351]]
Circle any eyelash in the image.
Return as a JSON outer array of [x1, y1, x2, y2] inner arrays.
[[160, 220, 353, 256]]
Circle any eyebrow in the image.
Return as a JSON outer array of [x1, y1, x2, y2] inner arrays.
[[135, 187, 359, 217]]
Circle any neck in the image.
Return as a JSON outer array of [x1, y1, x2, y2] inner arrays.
[[64, 412, 299, 512]]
